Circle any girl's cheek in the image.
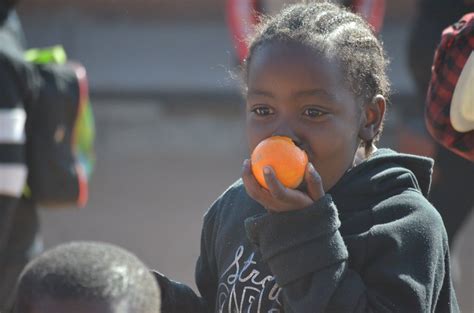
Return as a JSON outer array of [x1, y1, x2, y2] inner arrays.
[[247, 118, 271, 133], [246, 126, 273, 152], [246, 124, 262, 150]]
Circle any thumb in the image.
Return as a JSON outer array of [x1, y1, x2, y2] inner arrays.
[[305, 163, 325, 201]]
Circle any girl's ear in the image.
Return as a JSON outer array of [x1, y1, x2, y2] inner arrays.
[[358, 95, 386, 142]]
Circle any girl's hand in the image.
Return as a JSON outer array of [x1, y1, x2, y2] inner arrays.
[[242, 159, 325, 213]]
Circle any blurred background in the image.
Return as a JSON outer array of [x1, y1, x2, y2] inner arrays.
[[13, 0, 473, 311]]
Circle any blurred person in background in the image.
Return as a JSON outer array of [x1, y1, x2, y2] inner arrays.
[[424, 12, 474, 312], [0, 0, 32, 309], [425, 12, 474, 162], [0, 0, 95, 310], [408, 0, 474, 247]]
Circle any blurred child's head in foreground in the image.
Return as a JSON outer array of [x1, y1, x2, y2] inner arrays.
[[13, 241, 160, 313]]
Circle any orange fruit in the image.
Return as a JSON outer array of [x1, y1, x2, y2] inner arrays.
[[251, 136, 308, 189]]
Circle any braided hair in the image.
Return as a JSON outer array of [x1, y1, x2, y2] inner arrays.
[[243, 1, 390, 149]]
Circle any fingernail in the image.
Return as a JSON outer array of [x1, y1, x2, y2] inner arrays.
[[309, 164, 318, 176], [263, 166, 271, 175]]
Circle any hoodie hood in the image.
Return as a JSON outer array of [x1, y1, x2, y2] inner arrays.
[[329, 148, 434, 213]]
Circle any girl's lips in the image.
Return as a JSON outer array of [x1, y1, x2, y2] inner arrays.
[[295, 142, 311, 157]]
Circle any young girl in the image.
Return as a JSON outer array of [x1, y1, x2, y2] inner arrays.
[[154, 2, 459, 312]]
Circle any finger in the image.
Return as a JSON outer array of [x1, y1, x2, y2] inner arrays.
[[242, 159, 268, 203], [305, 163, 325, 201], [263, 166, 290, 201]]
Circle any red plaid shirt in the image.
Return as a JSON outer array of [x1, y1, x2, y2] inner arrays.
[[425, 13, 474, 162]]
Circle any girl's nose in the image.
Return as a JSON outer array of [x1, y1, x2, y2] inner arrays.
[[272, 127, 303, 148]]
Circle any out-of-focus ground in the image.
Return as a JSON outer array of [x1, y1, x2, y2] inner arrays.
[[15, 1, 473, 311]]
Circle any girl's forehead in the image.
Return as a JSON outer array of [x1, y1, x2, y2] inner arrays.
[[247, 41, 348, 96]]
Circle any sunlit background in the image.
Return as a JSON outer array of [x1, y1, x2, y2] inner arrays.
[[15, 0, 473, 311]]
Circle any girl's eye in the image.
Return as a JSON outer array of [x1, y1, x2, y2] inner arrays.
[[304, 108, 326, 118], [251, 107, 273, 116]]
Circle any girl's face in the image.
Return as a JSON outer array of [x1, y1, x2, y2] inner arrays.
[[246, 41, 365, 191]]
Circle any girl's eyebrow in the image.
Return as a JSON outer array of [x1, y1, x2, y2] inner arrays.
[[247, 89, 275, 98], [293, 88, 335, 99], [247, 88, 336, 100]]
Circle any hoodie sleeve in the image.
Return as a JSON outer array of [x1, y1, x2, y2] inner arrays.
[[153, 202, 219, 313], [244, 192, 459, 313]]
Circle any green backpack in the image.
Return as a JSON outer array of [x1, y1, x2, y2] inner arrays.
[[24, 45, 95, 208]]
